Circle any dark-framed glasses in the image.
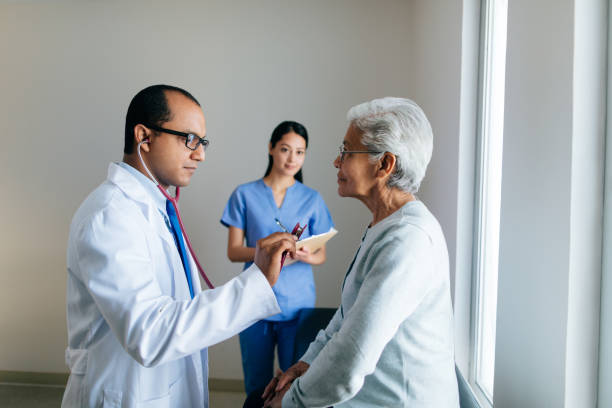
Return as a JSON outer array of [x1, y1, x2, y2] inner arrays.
[[337, 145, 382, 163], [147, 124, 210, 151]]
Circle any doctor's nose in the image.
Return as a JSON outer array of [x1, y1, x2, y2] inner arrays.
[[191, 144, 205, 162]]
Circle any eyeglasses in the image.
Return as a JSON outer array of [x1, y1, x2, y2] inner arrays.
[[147, 124, 210, 151], [337, 145, 382, 163]]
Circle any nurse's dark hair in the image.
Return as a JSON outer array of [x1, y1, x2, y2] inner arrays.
[[264, 121, 309, 183], [124, 84, 200, 154]]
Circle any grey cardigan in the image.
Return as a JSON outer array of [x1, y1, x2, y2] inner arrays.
[[283, 200, 459, 407]]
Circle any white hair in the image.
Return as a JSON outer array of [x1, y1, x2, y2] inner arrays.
[[347, 97, 433, 193]]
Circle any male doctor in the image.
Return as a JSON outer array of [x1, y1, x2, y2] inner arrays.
[[62, 84, 296, 407]]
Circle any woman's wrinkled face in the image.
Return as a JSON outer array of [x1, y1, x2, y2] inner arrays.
[[269, 131, 307, 178], [333, 124, 378, 199]]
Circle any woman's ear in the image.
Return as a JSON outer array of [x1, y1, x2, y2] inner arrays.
[[378, 152, 396, 178], [268, 142, 273, 155]]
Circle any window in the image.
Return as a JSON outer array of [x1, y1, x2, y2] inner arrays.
[[598, 3, 612, 404], [471, 0, 508, 404]]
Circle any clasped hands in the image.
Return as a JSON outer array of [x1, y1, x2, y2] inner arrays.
[[261, 361, 310, 408]]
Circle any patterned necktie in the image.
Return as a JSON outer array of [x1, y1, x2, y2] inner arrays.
[[166, 200, 195, 298]]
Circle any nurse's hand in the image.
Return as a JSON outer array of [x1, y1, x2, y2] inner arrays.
[[255, 232, 297, 286]]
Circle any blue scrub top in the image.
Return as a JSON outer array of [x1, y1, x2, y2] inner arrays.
[[221, 179, 334, 321]]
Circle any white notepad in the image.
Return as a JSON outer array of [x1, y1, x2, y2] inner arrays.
[[284, 227, 338, 266]]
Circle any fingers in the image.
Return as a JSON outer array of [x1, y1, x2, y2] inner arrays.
[[274, 361, 310, 391], [258, 232, 297, 247], [298, 246, 311, 255], [273, 238, 297, 264], [275, 371, 295, 392], [261, 369, 283, 399], [255, 233, 297, 286], [257, 232, 297, 265], [261, 378, 277, 400], [264, 382, 290, 408]]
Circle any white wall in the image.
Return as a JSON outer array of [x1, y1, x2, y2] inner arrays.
[[0, 0, 426, 380], [7, 3, 603, 403], [410, 1, 464, 296]]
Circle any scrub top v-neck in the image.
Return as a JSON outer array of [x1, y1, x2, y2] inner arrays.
[[221, 179, 334, 321]]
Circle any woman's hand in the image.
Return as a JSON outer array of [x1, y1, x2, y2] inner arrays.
[[291, 246, 326, 265], [263, 382, 290, 408], [261, 361, 310, 405], [292, 246, 314, 263]]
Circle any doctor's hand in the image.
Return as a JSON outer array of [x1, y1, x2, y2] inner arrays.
[[255, 232, 297, 286]]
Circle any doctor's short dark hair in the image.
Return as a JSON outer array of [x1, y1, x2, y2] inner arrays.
[[124, 84, 201, 154]]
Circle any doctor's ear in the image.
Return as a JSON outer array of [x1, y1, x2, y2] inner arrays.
[[134, 124, 151, 152]]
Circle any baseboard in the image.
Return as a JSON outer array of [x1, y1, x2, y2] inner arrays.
[[0, 371, 68, 386], [208, 378, 245, 393], [0, 371, 244, 393]]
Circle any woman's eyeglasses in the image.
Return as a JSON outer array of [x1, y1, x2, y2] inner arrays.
[[337, 145, 382, 163]]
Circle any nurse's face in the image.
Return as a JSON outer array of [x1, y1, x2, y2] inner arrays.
[[269, 132, 306, 178], [333, 124, 378, 200], [144, 91, 206, 189]]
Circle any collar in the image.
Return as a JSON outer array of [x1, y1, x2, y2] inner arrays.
[[110, 162, 168, 215], [117, 162, 166, 214]]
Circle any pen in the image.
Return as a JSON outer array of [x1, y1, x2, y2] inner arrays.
[[281, 223, 307, 268], [275, 218, 289, 233]]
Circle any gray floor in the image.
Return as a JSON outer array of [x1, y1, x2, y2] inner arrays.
[[0, 384, 246, 407]]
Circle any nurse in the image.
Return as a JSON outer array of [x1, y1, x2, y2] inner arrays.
[[220, 121, 334, 395], [62, 84, 296, 408]]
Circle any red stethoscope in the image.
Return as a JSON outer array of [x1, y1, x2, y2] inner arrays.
[[137, 140, 215, 289]]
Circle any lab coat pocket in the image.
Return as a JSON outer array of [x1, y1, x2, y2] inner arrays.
[[135, 375, 182, 408], [102, 389, 122, 407], [135, 393, 170, 408]]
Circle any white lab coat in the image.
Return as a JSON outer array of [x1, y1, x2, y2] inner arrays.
[[62, 163, 280, 407]]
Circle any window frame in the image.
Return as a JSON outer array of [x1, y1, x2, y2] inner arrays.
[[598, 2, 612, 404], [469, 0, 508, 405]]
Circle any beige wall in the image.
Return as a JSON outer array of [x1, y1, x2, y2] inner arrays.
[[3, 3, 601, 405], [1, 0, 468, 380]]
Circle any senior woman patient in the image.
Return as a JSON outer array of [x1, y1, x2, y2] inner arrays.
[[262, 97, 459, 407]]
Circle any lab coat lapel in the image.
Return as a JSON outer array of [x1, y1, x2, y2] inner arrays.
[[107, 163, 192, 299], [107, 163, 176, 249]]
